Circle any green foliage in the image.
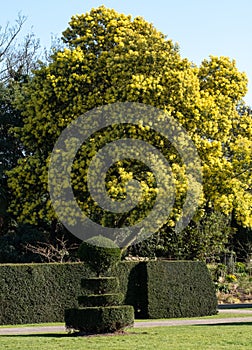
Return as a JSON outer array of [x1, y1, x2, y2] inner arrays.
[[0, 83, 25, 235], [115, 261, 149, 318], [66, 249, 133, 334], [0, 261, 217, 325], [0, 222, 79, 264], [0, 224, 47, 263], [80, 277, 119, 294], [0, 263, 93, 325], [69, 277, 131, 333], [78, 235, 121, 276], [146, 261, 217, 318], [78, 293, 124, 307], [127, 211, 234, 261], [177, 211, 234, 261], [230, 223, 252, 262], [65, 306, 134, 333], [7, 6, 252, 238], [0, 84, 24, 173], [225, 274, 237, 283], [0, 15, 40, 237], [208, 263, 227, 282], [235, 262, 247, 274], [209, 261, 252, 303]]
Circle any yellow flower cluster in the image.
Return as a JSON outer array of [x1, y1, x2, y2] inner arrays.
[[7, 6, 252, 229]]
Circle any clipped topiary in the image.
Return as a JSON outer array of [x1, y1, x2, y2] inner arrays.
[[65, 305, 134, 334], [78, 235, 121, 276], [81, 277, 119, 294], [65, 235, 134, 334], [78, 293, 124, 307]]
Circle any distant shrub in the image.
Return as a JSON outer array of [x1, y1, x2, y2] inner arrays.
[[235, 262, 247, 274], [216, 283, 230, 294], [225, 274, 237, 283]]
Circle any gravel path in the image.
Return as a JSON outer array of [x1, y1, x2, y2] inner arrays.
[[1, 310, 252, 335]]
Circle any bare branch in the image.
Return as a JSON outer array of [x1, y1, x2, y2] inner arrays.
[[23, 235, 79, 263], [0, 13, 41, 82], [0, 14, 27, 59]]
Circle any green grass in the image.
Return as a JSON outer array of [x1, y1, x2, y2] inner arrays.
[[1, 310, 252, 349], [1, 324, 252, 350]]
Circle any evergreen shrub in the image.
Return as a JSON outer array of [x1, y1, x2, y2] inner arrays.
[[78, 235, 121, 276], [78, 293, 124, 306], [65, 305, 134, 333], [80, 277, 119, 294]]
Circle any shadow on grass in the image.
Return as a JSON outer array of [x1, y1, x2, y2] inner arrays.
[[0, 333, 69, 338], [0, 330, 146, 338], [194, 322, 252, 327]]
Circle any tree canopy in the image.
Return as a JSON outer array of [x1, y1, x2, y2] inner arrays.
[[0, 15, 40, 232], [7, 7, 252, 249]]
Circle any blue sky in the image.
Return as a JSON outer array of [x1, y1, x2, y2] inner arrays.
[[1, 0, 251, 105]]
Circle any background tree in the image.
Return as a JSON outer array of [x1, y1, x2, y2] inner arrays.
[[7, 6, 252, 259], [0, 82, 24, 235], [127, 211, 234, 261], [0, 15, 39, 233], [0, 14, 40, 82], [0, 14, 59, 262], [0, 14, 40, 226]]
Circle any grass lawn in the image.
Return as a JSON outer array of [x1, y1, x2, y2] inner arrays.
[[1, 311, 252, 350], [1, 324, 252, 350]]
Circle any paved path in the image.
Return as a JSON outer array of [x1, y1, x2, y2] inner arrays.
[[1, 310, 252, 335], [136, 316, 252, 327], [219, 309, 252, 314]]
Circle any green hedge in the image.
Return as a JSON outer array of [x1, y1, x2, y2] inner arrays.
[[0, 261, 217, 325], [0, 263, 93, 325], [114, 261, 149, 318], [146, 261, 218, 318]]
